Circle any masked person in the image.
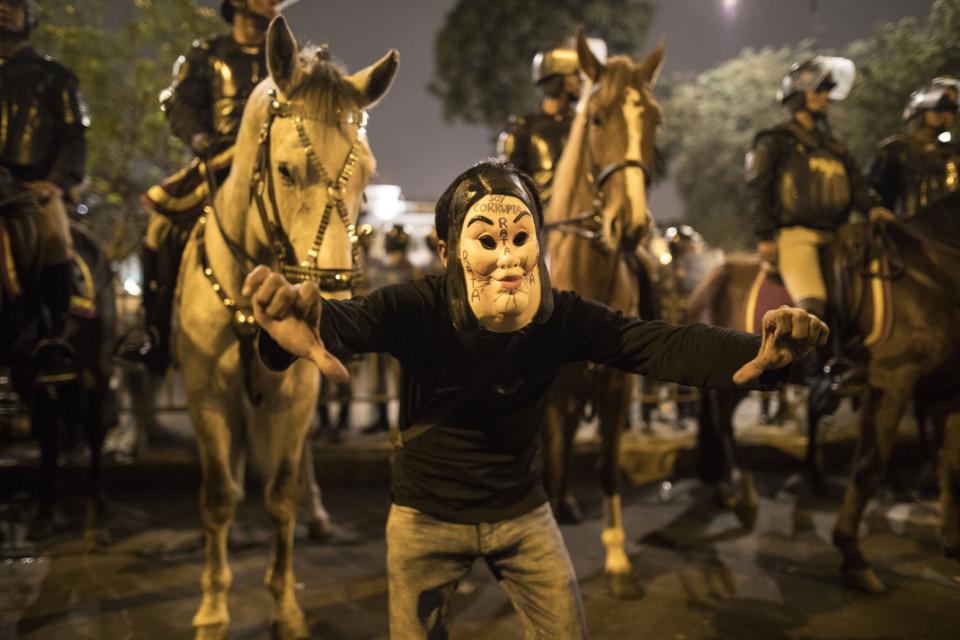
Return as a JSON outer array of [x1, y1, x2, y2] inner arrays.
[[746, 56, 891, 323], [120, 0, 279, 371], [0, 0, 89, 370], [497, 39, 605, 204], [243, 160, 828, 639], [869, 77, 960, 218]]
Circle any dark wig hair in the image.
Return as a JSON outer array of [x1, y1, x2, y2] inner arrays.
[[434, 160, 554, 331]]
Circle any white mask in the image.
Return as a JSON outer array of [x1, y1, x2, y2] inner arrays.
[[457, 194, 542, 331]]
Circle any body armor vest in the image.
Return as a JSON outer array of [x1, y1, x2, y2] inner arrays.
[[760, 123, 853, 231], [162, 35, 266, 148], [871, 132, 960, 217], [497, 110, 573, 204], [0, 47, 88, 187]]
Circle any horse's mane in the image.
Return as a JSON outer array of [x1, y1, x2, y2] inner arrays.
[[288, 46, 363, 121]]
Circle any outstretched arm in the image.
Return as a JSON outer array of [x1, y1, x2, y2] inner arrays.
[[242, 265, 350, 383], [567, 293, 828, 389]]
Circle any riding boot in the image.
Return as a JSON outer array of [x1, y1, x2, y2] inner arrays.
[[116, 246, 170, 373], [35, 262, 77, 380]]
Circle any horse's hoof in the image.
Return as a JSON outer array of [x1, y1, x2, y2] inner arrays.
[[606, 571, 644, 600], [82, 526, 111, 552], [272, 609, 309, 640], [554, 495, 583, 524], [841, 564, 886, 594], [307, 521, 359, 545], [733, 472, 759, 529], [193, 624, 228, 640]]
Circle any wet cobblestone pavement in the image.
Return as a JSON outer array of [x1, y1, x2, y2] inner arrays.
[[2, 469, 958, 639]]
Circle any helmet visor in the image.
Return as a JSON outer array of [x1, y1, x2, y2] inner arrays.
[[814, 56, 856, 100]]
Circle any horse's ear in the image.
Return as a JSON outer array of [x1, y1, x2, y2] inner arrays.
[[636, 37, 666, 87], [576, 27, 604, 82], [346, 49, 400, 109], [267, 16, 299, 94]]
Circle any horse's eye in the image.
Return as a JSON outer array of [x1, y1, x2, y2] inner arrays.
[[591, 115, 602, 126], [479, 235, 497, 250], [513, 231, 529, 246], [278, 162, 294, 184]]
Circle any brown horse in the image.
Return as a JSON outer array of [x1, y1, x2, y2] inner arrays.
[[176, 17, 397, 639], [542, 29, 664, 598], [687, 196, 960, 594]]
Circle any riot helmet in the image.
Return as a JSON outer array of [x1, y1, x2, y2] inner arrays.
[[532, 37, 607, 85], [779, 56, 855, 110], [0, 0, 38, 38], [902, 77, 960, 121], [221, 0, 278, 24]]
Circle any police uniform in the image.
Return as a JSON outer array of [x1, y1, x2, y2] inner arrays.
[[870, 132, 960, 217], [0, 43, 89, 337], [746, 57, 879, 312], [747, 119, 878, 307], [131, 7, 267, 371], [497, 111, 573, 205], [869, 79, 960, 218], [143, 34, 266, 220]]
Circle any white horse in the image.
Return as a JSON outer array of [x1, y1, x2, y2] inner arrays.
[[176, 16, 398, 639]]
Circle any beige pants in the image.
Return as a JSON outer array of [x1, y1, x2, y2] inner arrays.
[[37, 196, 73, 264], [776, 226, 833, 305]]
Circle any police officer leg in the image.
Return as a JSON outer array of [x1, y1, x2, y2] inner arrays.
[[37, 195, 73, 337]]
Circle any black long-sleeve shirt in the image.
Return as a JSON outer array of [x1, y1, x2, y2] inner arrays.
[[260, 275, 781, 523]]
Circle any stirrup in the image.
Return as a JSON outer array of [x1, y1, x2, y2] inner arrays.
[[114, 326, 160, 363], [823, 356, 867, 395], [32, 338, 79, 384]]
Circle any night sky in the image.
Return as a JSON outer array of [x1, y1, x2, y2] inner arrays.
[[202, 0, 932, 212]]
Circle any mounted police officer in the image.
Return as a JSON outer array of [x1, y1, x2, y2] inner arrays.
[[497, 39, 606, 205], [746, 56, 891, 322], [869, 77, 959, 218], [0, 0, 89, 367], [122, 0, 279, 370]]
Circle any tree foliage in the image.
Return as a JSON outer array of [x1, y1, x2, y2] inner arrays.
[[661, 0, 960, 250], [431, 0, 654, 129], [33, 0, 222, 258]]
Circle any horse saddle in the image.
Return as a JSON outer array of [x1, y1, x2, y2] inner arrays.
[[745, 241, 892, 349], [0, 214, 96, 318]]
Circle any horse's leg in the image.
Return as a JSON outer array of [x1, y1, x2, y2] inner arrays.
[[713, 388, 757, 527], [81, 383, 109, 548], [639, 377, 657, 431], [806, 389, 829, 496], [190, 403, 241, 638], [300, 437, 333, 540], [597, 369, 642, 599], [258, 382, 315, 640], [832, 385, 908, 594], [27, 384, 59, 540], [937, 403, 960, 560], [542, 367, 582, 524]]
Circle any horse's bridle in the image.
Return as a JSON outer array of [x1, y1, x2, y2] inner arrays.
[[194, 89, 369, 405], [197, 89, 368, 325], [252, 89, 367, 290], [545, 107, 652, 243]]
